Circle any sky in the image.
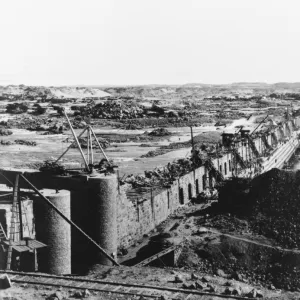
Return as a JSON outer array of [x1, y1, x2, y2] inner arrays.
[[0, 0, 300, 86]]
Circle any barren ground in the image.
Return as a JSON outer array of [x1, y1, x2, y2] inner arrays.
[[2, 85, 300, 299]]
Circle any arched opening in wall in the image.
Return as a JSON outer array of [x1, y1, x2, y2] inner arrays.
[[167, 191, 170, 209], [195, 179, 199, 194], [229, 160, 231, 172], [0, 209, 7, 236], [179, 188, 184, 205], [209, 171, 214, 188], [224, 162, 227, 175], [202, 175, 207, 189], [188, 183, 192, 200], [219, 164, 222, 174]]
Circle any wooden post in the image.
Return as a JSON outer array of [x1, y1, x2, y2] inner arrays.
[[63, 109, 89, 170], [55, 127, 87, 163], [87, 127, 90, 164], [17, 179, 23, 241], [34, 248, 38, 271], [90, 128, 93, 165], [117, 170, 120, 194], [136, 199, 139, 222], [90, 127, 110, 163], [190, 126, 194, 152], [151, 188, 155, 221]]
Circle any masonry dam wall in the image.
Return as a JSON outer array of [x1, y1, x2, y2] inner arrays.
[[117, 118, 300, 247], [0, 117, 299, 270]]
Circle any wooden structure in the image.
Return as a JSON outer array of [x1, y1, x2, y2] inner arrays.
[[0, 174, 46, 271]]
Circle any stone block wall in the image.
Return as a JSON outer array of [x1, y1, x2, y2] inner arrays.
[[117, 167, 206, 248]]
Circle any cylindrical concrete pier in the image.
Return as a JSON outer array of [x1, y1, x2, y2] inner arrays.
[[33, 189, 71, 274], [89, 174, 118, 265]]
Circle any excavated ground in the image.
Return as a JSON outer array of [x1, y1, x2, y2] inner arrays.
[[113, 168, 300, 297]]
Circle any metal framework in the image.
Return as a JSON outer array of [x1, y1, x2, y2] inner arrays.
[[55, 108, 111, 173]]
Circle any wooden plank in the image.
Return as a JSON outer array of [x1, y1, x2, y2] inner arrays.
[[135, 245, 177, 267], [86, 282, 98, 289], [7, 175, 19, 270]]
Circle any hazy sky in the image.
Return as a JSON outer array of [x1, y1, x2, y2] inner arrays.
[[1, 0, 300, 86]]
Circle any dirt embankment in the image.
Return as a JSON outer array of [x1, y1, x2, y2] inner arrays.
[[186, 168, 300, 291], [219, 169, 300, 249], [174, 207, 300, 290]]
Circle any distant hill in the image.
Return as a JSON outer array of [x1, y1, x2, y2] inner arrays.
[[1, 82, 300, 101], [101, 82, 300, 99], [0, 85, 110, 99]]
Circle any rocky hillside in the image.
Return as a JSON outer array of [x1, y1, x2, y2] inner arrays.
[[2, 82, 300, 102], [103, 82, 300, 100], [0, 85, 110, 100]]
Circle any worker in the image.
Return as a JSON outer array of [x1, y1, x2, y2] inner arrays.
[[203, 187, 211, 203]]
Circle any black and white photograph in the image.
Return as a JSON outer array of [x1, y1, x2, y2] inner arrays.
[[0, 1, 300, 299]]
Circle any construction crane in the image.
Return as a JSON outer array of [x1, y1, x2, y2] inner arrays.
[[228, 116, 268, 175], [246, 115, 269, 158], [250, 115, 269, 137], [55, 108, 117, 174]]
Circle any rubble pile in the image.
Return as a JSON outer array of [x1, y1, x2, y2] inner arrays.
[[148, 128, 171, 136], [28, 123, 64, 134], [140, 149, 170, 158], [123, 156, 212, 188], [7, 116, 65, 134], [219, 169, 300, 248], [39, 160, 67, 175], [0, 140, 13, 145], [6, 102, 29, 114], [179, 230, 300, 291], [0, 128, 13, 136], [190, 169, 300, 291], [122, 158, 194, 188], [76, 100, 144, 119], [0, 139, 36, 146], [248, 168, 300, 248], [14, 139, 37, 146]]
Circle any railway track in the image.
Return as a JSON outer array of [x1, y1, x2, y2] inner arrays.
[[1, 270, 256, 300]]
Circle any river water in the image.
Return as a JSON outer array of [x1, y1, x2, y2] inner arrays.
[[0, 126, 196, 176]]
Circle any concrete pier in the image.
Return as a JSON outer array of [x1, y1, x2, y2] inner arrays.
[[89, 174, 118, 265], [33, 189, 71, 274]]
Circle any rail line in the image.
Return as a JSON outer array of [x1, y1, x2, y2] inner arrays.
[[1, 270, 256, 300]]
